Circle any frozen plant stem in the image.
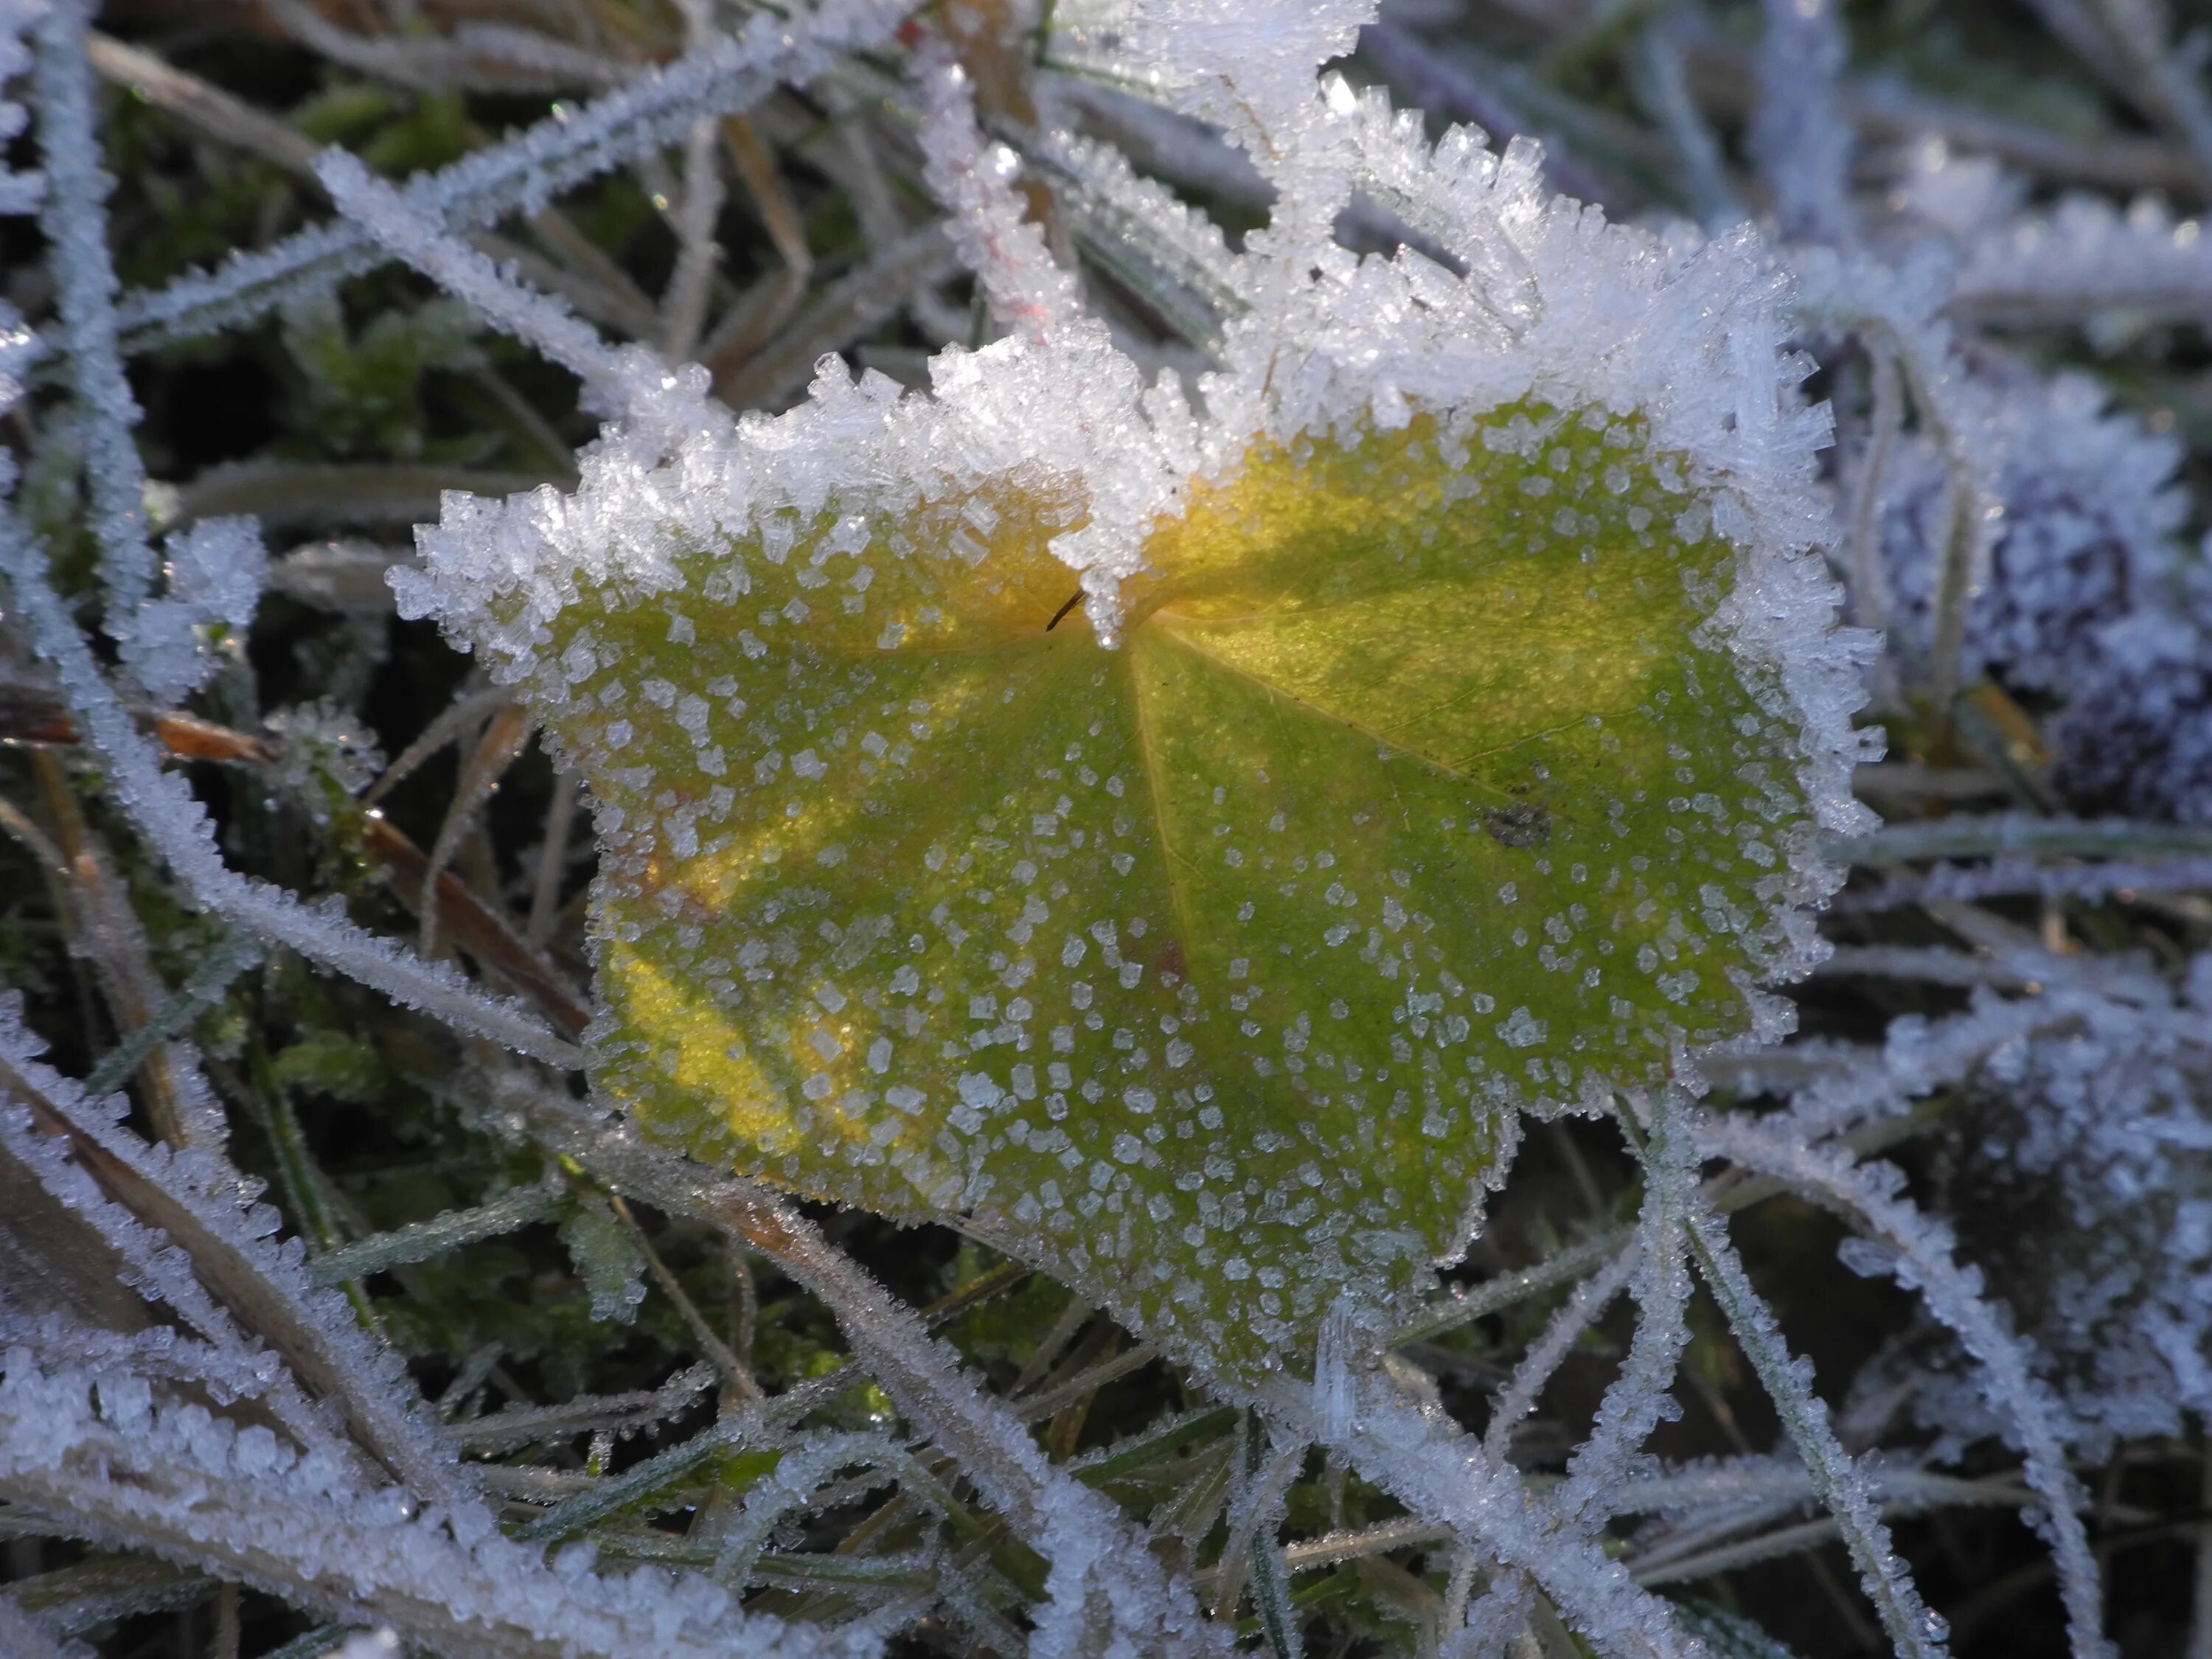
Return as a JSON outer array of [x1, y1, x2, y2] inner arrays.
[[1481, 1245, 1639, 1464], [1833, 855, 2212, 911], [1926, 468, 1983, 731], [85, 30, 324, 187], [1250, 1359, 1702, 1659], [1627, 15, 1738, 229], [605, 1194, 757, 1399], [31, 751, 221, 1148], [1677, 1169, 1947, 1657], [698, 1195, 1228, 1658], [365, 685, 515, 809], [1853, 316, 1990, 726], [79, 931, 262, 1102], [32, 0, 156, 666], [0, 1027, 473, 1506], [420, 702, 533, 960], [1233, 1416, 1307, 1659], [1554, 1102, 1698, 1528], [1834, 813, 2212, 865], [709, 114, 812, 376], [1389, 1232, 1630, 1348], [314, 152, 639, 408], [659, 118, 726, 361], [527, 770, 581, 944], [307, 1184, 567, 1287], [0, 1595, 72, 1659], [111, 0, 919, 355], [1700, 1115, 2113, 1659], [2081, 0, 2212, 192], [1752, 0, 1857, 244]]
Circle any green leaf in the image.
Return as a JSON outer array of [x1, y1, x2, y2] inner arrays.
[[280, 292, 481, 461], [270, 1029, 389, 1104], [559, 1197, 647, 1324], [538, 401, 1815, 1377]]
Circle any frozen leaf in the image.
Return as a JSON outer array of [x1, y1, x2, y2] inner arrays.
[[405, 15, 1863, 1382], [269, 1030, 388, 1104], [560, 1197, 647, 1325], [439, 395, 1830, 1376]]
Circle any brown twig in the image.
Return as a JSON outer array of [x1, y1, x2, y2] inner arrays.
[[364, 815, 591, 1038], [31, 750, 210, 1146]]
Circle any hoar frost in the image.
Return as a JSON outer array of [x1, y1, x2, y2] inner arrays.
[[19, 0, 2212, 1651]]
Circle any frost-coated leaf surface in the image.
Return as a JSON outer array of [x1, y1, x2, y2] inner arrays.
[[461, 402, 1810, 1374], [404, 25, 1868, 1379]]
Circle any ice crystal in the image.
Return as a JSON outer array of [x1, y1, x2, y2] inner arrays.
[[264, 700, 386, 815], [132, 516, 269, 706]]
